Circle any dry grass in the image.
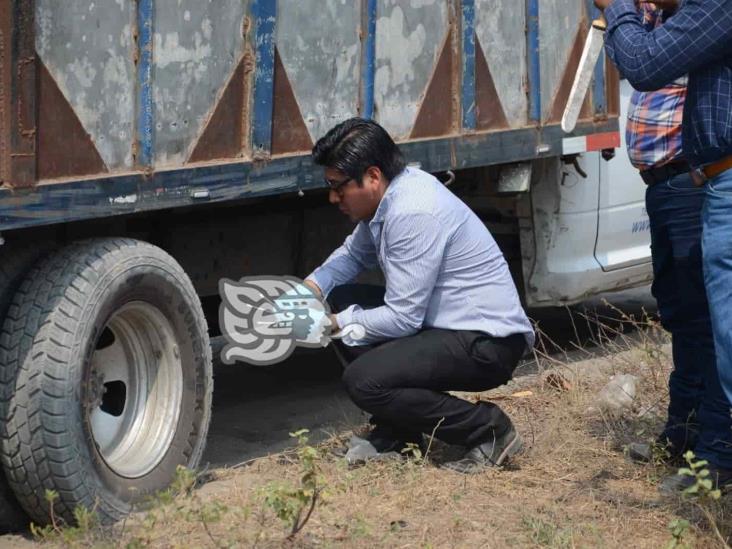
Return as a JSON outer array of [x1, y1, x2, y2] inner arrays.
[[28, 312, 732, 548]]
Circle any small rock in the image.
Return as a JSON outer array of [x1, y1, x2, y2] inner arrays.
[[596, 374, 638, 416]]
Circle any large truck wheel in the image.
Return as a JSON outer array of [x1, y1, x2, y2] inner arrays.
[[0, 238, 213, 526], [0, 243, 53, 532]]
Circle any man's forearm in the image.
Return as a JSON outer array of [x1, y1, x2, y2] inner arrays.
[[306, 251, 363, 298], [602, 0, 732, 91], [336, 303, 423, 345], [306, 223, 378, 297]]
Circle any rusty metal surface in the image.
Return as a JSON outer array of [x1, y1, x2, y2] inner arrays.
[[539, 0, 584, 121], [548, 24, 592, 123], [0, 119, 620, 233], [1, 1, 620, 226], [411, 30, 456, 139], [276, 0, 361, 143], [271, 49, 313, 156], [35, 0, 134, 172], [189, 58, 247, 163], [152, 1, 249, 167], [7, 0, 37, 188], [37, 61, 107, 180], [475, 0, 527, 128], [0, 1, 10, 185], [374, 0, 449, 140], [605, 59, 620, 117], [475, 36, 509, 131]]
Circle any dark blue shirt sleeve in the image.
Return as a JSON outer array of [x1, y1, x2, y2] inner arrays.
[[604, 0, 732, 91]]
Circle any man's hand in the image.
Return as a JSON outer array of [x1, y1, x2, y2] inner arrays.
[[642, 0, 679, 10], [303, 278, 323, 299], [596, 0, 678, 12], [329, 313, 339, 333]]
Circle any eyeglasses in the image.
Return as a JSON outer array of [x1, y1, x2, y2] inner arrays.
[[325, 176, 353, 195]]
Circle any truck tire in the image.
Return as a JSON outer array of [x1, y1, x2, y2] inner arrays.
[[0, 238, 213, 526], [0, 242, 53, 533]]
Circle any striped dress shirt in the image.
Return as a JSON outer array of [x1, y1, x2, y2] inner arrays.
[[307, 167, 535, 348]]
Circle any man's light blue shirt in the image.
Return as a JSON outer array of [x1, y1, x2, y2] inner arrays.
[[307, 167, 535, 348]]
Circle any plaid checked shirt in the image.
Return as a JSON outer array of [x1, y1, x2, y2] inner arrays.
[[625, 6, 687, 171], [605, 0, 732, 168]]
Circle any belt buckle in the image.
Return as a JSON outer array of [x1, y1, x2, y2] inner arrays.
[[691, 168, 708, 187]]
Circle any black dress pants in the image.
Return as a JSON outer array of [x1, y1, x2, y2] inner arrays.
[[328, 284, 527, 448]]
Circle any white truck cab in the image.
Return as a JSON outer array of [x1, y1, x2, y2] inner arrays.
[[518, 80, 652, 307]]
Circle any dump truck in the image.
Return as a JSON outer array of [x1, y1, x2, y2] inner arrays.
[[0, 0, 652, 529]]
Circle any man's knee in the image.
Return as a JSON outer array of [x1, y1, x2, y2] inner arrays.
[[342, 358, 384, 409]]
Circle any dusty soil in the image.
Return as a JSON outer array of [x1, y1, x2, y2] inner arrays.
[[21, 322, 732, 548]]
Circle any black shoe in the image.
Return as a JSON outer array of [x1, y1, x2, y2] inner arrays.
[[659, 463, 732, 496], [442, 426, 523, 474], [344, 435, 400, 464], [365, 423, 426, 453], [627, 422, 697, 465], [627, 440, 687, 465], [344, 425, 425, 465]]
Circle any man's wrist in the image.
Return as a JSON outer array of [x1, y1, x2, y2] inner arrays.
[[303, 278, 323, 299], [329, 313, 339, 333]]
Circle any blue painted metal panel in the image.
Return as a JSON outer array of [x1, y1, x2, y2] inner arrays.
[[0, 119, 618, 232], [135, 0, 154, 167], [251, 0, 277, 152], [360, 0, 377, 120], [585, 1, 606, 114], [461, 0, 476, 130], [526, 0, 541, 123]]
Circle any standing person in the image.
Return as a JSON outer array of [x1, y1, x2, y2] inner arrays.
[[303, 118, 535, 473], [624, 4, 708, 464], [596, 0, 732, 492]]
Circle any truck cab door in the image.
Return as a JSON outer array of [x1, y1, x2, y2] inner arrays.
[[594, 79, 651, 271]]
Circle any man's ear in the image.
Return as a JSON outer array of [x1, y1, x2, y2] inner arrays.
[[365, 166, 382, 184]]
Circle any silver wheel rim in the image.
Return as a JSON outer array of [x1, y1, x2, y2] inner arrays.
[[88, 301, 183, 479]]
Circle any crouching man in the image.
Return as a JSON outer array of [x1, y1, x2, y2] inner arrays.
[[304, 118, 535, 473]]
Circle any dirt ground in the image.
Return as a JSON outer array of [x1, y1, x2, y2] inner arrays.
[[12, 316, 732, 548]]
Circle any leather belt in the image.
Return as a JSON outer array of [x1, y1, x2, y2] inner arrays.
[[691, 154, 732, 186], [702, 154, 732, 180], [640, 161, 691, 186]]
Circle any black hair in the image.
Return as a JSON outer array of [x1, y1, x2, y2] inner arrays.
[[312, 118, 406, 184]]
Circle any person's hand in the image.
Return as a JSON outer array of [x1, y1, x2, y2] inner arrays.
[[594, 0, 613, 9], [329, 313, 339, 333], [303, 278, 323, 299], [641, 0, 679, 10]]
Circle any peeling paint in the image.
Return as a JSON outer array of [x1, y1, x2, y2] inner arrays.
[[154, 32, 212, 72], [409, 0, 438, 7], [68, 57, 96, 88], [276, 0, 360, 142], [475, 0, 527, 127], [539, 0, 583, 120], [153, 1, 248, 166], [35, 0, 135, 170], [374, 1, 448, 139]]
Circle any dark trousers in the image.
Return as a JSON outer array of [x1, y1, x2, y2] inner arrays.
[[328, 284, 526, 448], [647, 173, 732, 466]]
